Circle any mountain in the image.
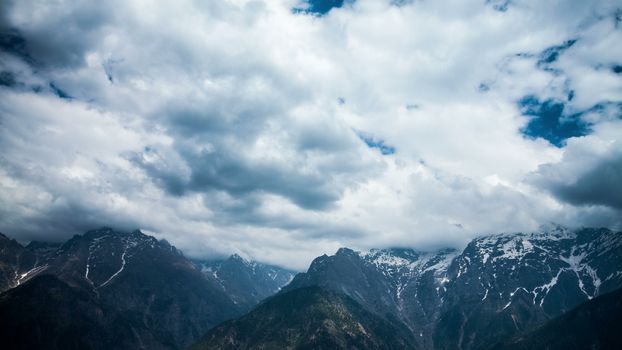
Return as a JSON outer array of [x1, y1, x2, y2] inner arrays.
[[193, 254, 295, 312], [498, 287, 622, 350], [198, 226, 622, 350], [190, 286, 416, 350], [434, 226, 622, 349], [0, 228, 242, 350], [0, 232, 27, 291], [0, 232, 59, 292], [0, 274, 145, 350], [282, 246, 457, 348], [3, 226, 621, 349]]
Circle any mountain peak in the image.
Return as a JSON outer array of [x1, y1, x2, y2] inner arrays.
[[193, 254, 296, 312], [335, 247, 356, 255], [229, 253, 250, 264], [0, 231, 20, 245]]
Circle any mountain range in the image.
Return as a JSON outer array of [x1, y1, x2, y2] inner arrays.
[[1, 226, 621, 349], [0, 228, 293, 349], [194, 226, 622, 349]]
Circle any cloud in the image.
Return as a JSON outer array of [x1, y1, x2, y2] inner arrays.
[[536, 39, 577, 73], [0, 0, 621, 270], [528, 120, 622, 216], [554, 156, 622, 209]]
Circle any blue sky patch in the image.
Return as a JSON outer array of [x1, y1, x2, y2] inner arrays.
[[294, 0, 347, 16], [358, 133, 396, 155], [486, 0, 511, 12], [536, 39, 576, 72], [49, 82, 72, 100], [518, 95, 589, 147]]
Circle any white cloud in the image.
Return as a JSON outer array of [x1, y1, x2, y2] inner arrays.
[[0, 0, 620, 270]]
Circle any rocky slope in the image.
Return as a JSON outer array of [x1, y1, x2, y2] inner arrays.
[[0, 228, 241, 349], [197, 226, 622, 350], [190, 286, 417, 350], [497, 287, 622, 350], [0, 232, 59, 292], [435, 226, 622, 349], [193, 254, 295, 312]]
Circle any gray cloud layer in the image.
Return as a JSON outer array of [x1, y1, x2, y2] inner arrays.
[[555, 157, 622, 209], [0, 0, 621, 269]]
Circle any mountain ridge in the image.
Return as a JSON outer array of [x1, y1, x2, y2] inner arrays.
[[0, 227, 294, 350], [2, 225, 621, 349], [497, 286, 622, 350], [196, 226, 622, 350]]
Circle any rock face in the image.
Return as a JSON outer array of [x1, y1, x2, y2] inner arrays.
[[193, 254, 295, 312], [435, 226, 622, 349], [497, 287, 622, 350], [0, 232, 59, 292], [196, 226, 622, 350], [0, 228, 242, 350], [282, 246, 457, 349], [3, 226, 621, 349], [0, 274, 144, 350], [190, 286, 417, 350]]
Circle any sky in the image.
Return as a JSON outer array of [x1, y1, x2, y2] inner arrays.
[[0, 0, 621, 270]]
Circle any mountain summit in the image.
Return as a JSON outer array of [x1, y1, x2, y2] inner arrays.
[[0, 228, 290, 350], [194, 227, 622, 350]]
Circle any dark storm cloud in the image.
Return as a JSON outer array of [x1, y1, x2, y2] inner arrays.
[[0, 1, 117, 69], [2, 195, 142, 244], [0, 71, 16, 87], [201, 192, 366, 239], [132, 143, 342, 210], [128, 80, 370, 211], [0, 29, 30, 62], [0, 150, 142, 244], [156, 89, 278, 140], [188, 154, 338, 210], [539, 155, 622, 210]]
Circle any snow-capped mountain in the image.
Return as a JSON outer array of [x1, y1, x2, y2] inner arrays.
[[436, 226, 622, 349], [2, 226, 621, 350], [220, 226, 622, 350], [0, 228, 241, 350], [0, 232, 59, 292], [194, 254, 295, 311], [0, 227, 301, 350]]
